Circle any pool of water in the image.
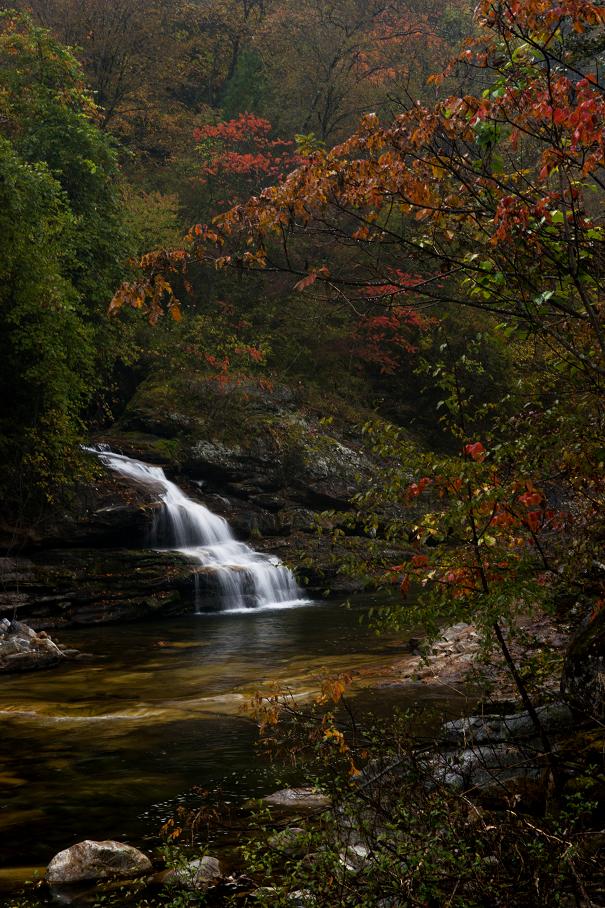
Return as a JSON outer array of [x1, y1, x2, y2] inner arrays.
[[0, 597, 471, 884]]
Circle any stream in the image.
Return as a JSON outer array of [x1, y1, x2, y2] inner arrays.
[[0, 599, 472, 893]]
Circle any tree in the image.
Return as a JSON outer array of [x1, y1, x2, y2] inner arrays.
[[189, 113, 301, 220], [0, 137, 92, 512], [0, 12, 134, 516], [18, 0, 172, 128], [18, 0, 271, 164], [257, 0, 472, 142]]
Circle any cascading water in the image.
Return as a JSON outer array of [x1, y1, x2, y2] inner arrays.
[[90, 447, 309, 613]]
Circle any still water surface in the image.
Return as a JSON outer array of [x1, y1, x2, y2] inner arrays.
[[0, 599, 470, 880]]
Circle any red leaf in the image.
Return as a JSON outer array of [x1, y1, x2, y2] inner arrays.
[[464, 442, 486, 461]]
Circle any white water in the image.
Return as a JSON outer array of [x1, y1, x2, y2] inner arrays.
[[90, 447, 309, 614]]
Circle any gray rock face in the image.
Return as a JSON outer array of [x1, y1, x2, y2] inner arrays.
[[0, 466, 162, 552], [116, 371, 374, 510], [185, 432, 369, 510], [163, 855, 222, 890], [46, 840, 152, 883], [423, 702, 578, 805]]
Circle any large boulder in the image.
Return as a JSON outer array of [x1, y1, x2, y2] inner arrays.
[[429, 742, 545, 793], [0, 464, 162, 553], [46, 840, 152, 884], [108, 371, 374, 510]]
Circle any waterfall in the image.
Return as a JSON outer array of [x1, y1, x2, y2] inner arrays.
[[89, 447, 309, 614]]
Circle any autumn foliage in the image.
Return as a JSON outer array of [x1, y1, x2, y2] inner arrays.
[[193, 113, 301, 209], [113, 0, 605, 391]]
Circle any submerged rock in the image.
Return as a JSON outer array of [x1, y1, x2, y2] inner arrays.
[[46, 840, 152, 884]]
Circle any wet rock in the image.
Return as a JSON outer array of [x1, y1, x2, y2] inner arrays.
[[0, 620, 69, 673], [46, 840, 152, 884], [417, 692, 577, 809], [285, 509, 317, 532], [291, 436, 369, 508], [0, 463, 163, 552], [162, 855, 222, 890], [263, 788, 331, 811], [187, 441, 249, 482], [339, 844, 371, 873], [253, 494, 287, 512], [441, 622, 473, 642]]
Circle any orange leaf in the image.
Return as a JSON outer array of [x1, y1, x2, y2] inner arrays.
[[294, 271, 319, 292]]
